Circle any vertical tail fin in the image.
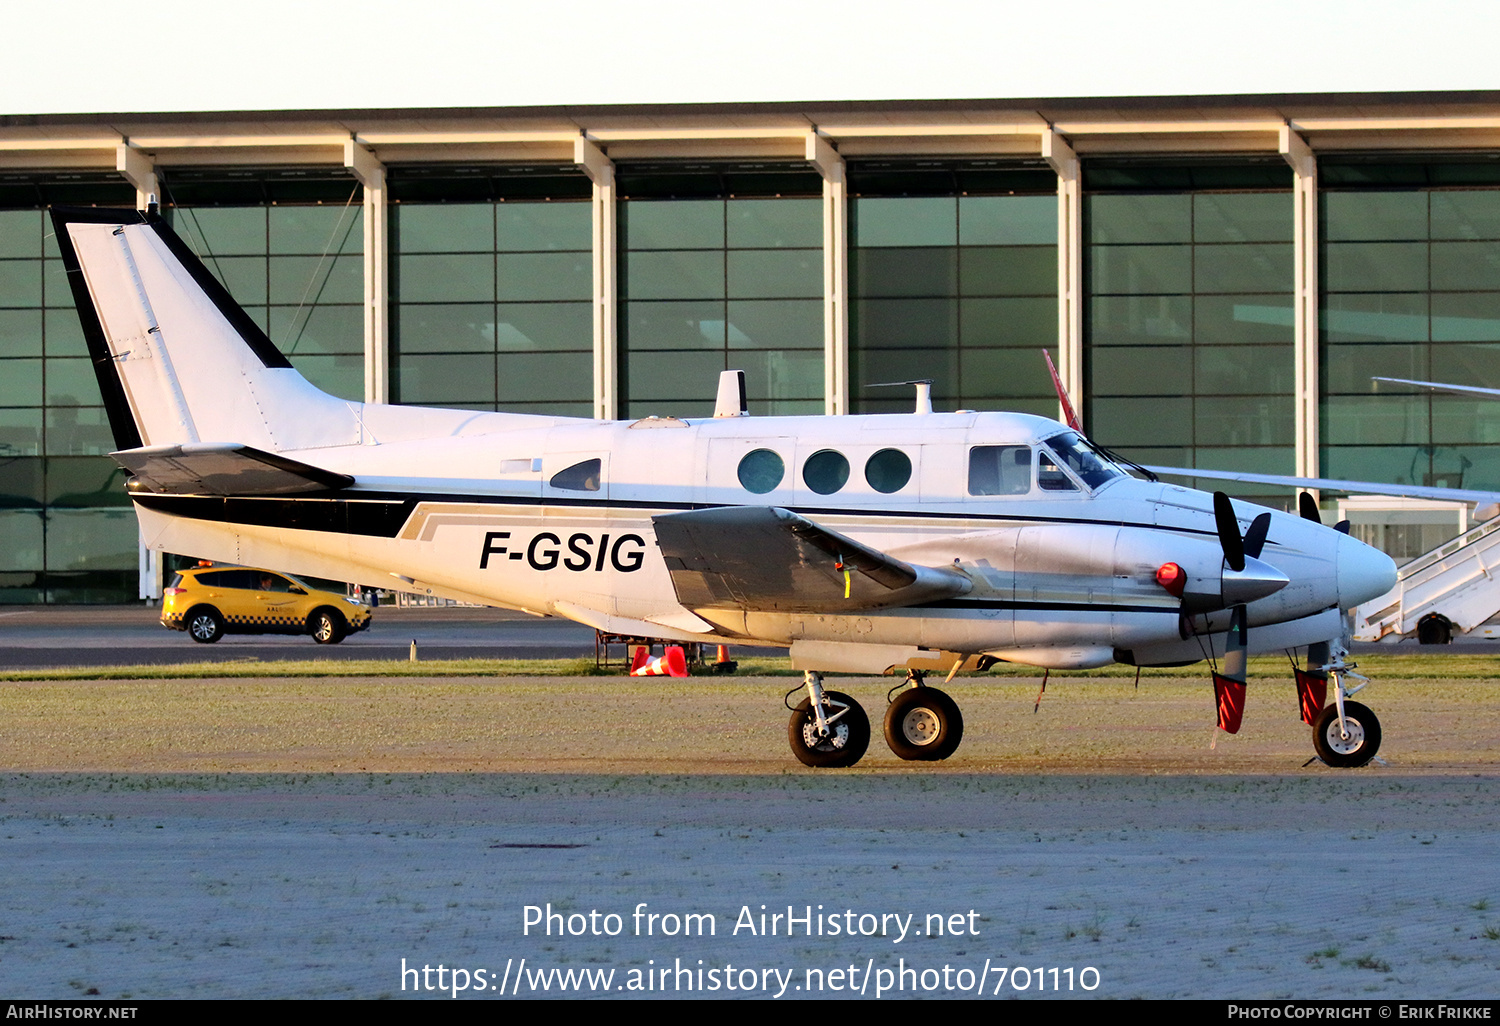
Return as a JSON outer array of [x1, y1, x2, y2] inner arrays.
[[50, 206, 363, 454]]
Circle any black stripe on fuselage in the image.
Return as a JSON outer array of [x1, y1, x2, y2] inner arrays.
[[129, 488, 1226, 543]]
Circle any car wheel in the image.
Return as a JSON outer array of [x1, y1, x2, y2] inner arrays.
[[187, 607, 224, 644], [309, 609, 346, 645]]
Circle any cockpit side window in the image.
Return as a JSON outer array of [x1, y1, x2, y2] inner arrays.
[[1042, 431, 1122, 490], [968, 445, 1032, 496], [1037, 452, 1078, 491]]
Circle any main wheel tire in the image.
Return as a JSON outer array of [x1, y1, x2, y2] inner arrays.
[[309, 609, 346, 645], [884, 686, 964, 761], [1312, 701, 1382, 767], [186, 607, 224, 644], [787, 690, 869, 768]]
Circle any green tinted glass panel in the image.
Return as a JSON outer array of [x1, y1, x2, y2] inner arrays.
[[496, 202, 590, 251], [397, 204, 494, 252], [739, 350, 822, 401], [1193, 396, 1295, 446], [626, 350, 726, 401], [1322, 293, 1428, 343], [44, 359, 99, 406], [1089, 397, 1192, 446], [0, 260, 42, 305], [1322, 192, 1428, 241], [1431, 191, 1500, 240], [289, 354, 363, 400], [0, 511, 43, 568], [1089, 346, 1191, 396], [1323, 242, 1428, 292], [852, 197, 956, 247], [46, 508, 137, 571], [959, 195, 1056, 245], [1089, 245, 1192, 294], [727, 199, 820, 248], [398, 253, 495, 302], [1194, 345, 1294, 394], [43, 308, 86, 357], [44, 407, 113, 456], [1088, 295, 1192, 345], [853, 298, 957, 348], [269, 304, 363, 355], [726, 299, 822, 350], [1432, 294, 1500, 342], [1086, 194, 1191, 244], [624, 200, 723, 250], [959, 247, 1055, 296], [0, 407, 42, 457], [726, 249, 820, 298], [495, 302, 591, 351], [178, 207, 266, 255], [627, 300, 726, 349], [397, 304, 495, 354], [0, 358, 42, 405], [1431, 241, 1500, 290], [853, 248, 956, 298], [959, 348, 1053, 398], [1194, 295, 1293, 345], [398, 353, 496, 405], [0, 456, 42, 505], [0, 210, 41, 259], [269, 204, 362, 254], [268, 254, 362, 304], [1324, 396, 1427, 445], [0, 309, 43, 357], [496, 252, 591, 301], [625, 250, 724, 300], [1193, 193, 1292, 243], [1193, 243, 1293, 293], [960, 297, 1056, 348], [46, 457, 129, 507], [497, 352, 592, 402], [1324, 345, 1427, 393]]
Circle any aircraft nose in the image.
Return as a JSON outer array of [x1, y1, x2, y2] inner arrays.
[[1336, 532, 1397, 607]]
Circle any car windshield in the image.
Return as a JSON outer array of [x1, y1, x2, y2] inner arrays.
[[1042, 431, 1123, 491]]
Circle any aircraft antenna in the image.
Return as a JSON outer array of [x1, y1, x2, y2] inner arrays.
[[867, 379, 934, 414]]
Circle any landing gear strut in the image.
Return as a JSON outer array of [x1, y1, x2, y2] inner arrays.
[[883, 669, 964, 761], [1309, 644, 1382, 767], [787, 671, 869, 768]]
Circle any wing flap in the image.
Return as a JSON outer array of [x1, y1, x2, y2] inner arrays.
[[114, 443, 354, 496], [652, 506, 971, 614]]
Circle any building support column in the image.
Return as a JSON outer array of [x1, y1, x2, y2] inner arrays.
[[344, 140, 388, 405], [1281, 125, 1319, 492], [117, 141, 162, 600], [808, 131, 848, 415], [576, 137, 617, 420], [1043, 130, 1083, 427]]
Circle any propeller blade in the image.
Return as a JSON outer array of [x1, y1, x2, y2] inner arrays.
[[1335, 520, 1351, 535], [1298, 491, 1322, 524], [1242, 512, 1272, 561], [1213, 492, 1246, 573]]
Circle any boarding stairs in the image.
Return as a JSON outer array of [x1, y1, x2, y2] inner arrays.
[[1353, 515, 1500, 642]]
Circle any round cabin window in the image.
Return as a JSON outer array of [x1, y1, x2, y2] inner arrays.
[[737, 449, 785, 494], [864, 448, 912, 493], [802, 449, 850, 495]]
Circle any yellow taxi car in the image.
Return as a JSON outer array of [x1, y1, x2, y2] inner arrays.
[[162, 565, 373, 644]]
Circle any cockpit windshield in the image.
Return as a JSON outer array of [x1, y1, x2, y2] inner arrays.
[[1042, 431, 1124, 491]]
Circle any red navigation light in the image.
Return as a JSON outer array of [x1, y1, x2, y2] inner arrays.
[[1155, 562, 1187, 597]]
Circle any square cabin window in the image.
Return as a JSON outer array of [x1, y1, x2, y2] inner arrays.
[[968, 445, 1033, 495]]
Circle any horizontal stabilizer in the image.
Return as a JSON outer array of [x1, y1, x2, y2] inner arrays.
[[114, 443, 354, 496], [652, 505, 971, 614]]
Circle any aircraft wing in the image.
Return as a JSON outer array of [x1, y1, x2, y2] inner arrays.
[[1373, 376, 1500, 400], [113, 443, 354, 496], [652, 506, 972, 614], [1143, 465, 1500, 505]]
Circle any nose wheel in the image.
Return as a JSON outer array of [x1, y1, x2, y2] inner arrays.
[[1313, 700, 1381, 767], [787, 672, 869, 768]]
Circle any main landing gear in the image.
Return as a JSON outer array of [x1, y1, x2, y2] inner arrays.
[[785, 670, 966, 767]]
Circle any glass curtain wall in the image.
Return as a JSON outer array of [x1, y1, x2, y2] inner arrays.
[[619, 164, 824, 419], [0, 176, 138, 602], [1321, 160, 1500, 493], [391, 167, 594, 415], [161, 171, 366, 400], [1083, 163, 1295, 504], [848, 163, 1058, 415]]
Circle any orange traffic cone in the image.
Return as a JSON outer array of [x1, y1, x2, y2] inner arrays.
[[631, 645, 689, 677], [710, 644, 737, 675]]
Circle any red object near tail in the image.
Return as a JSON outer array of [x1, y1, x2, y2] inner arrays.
[[1294, 669, 1327, 726], [1212, 673, 1247, 733]]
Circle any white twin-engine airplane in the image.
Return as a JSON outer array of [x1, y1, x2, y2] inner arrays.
[[53, 205, 1398, 769]]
